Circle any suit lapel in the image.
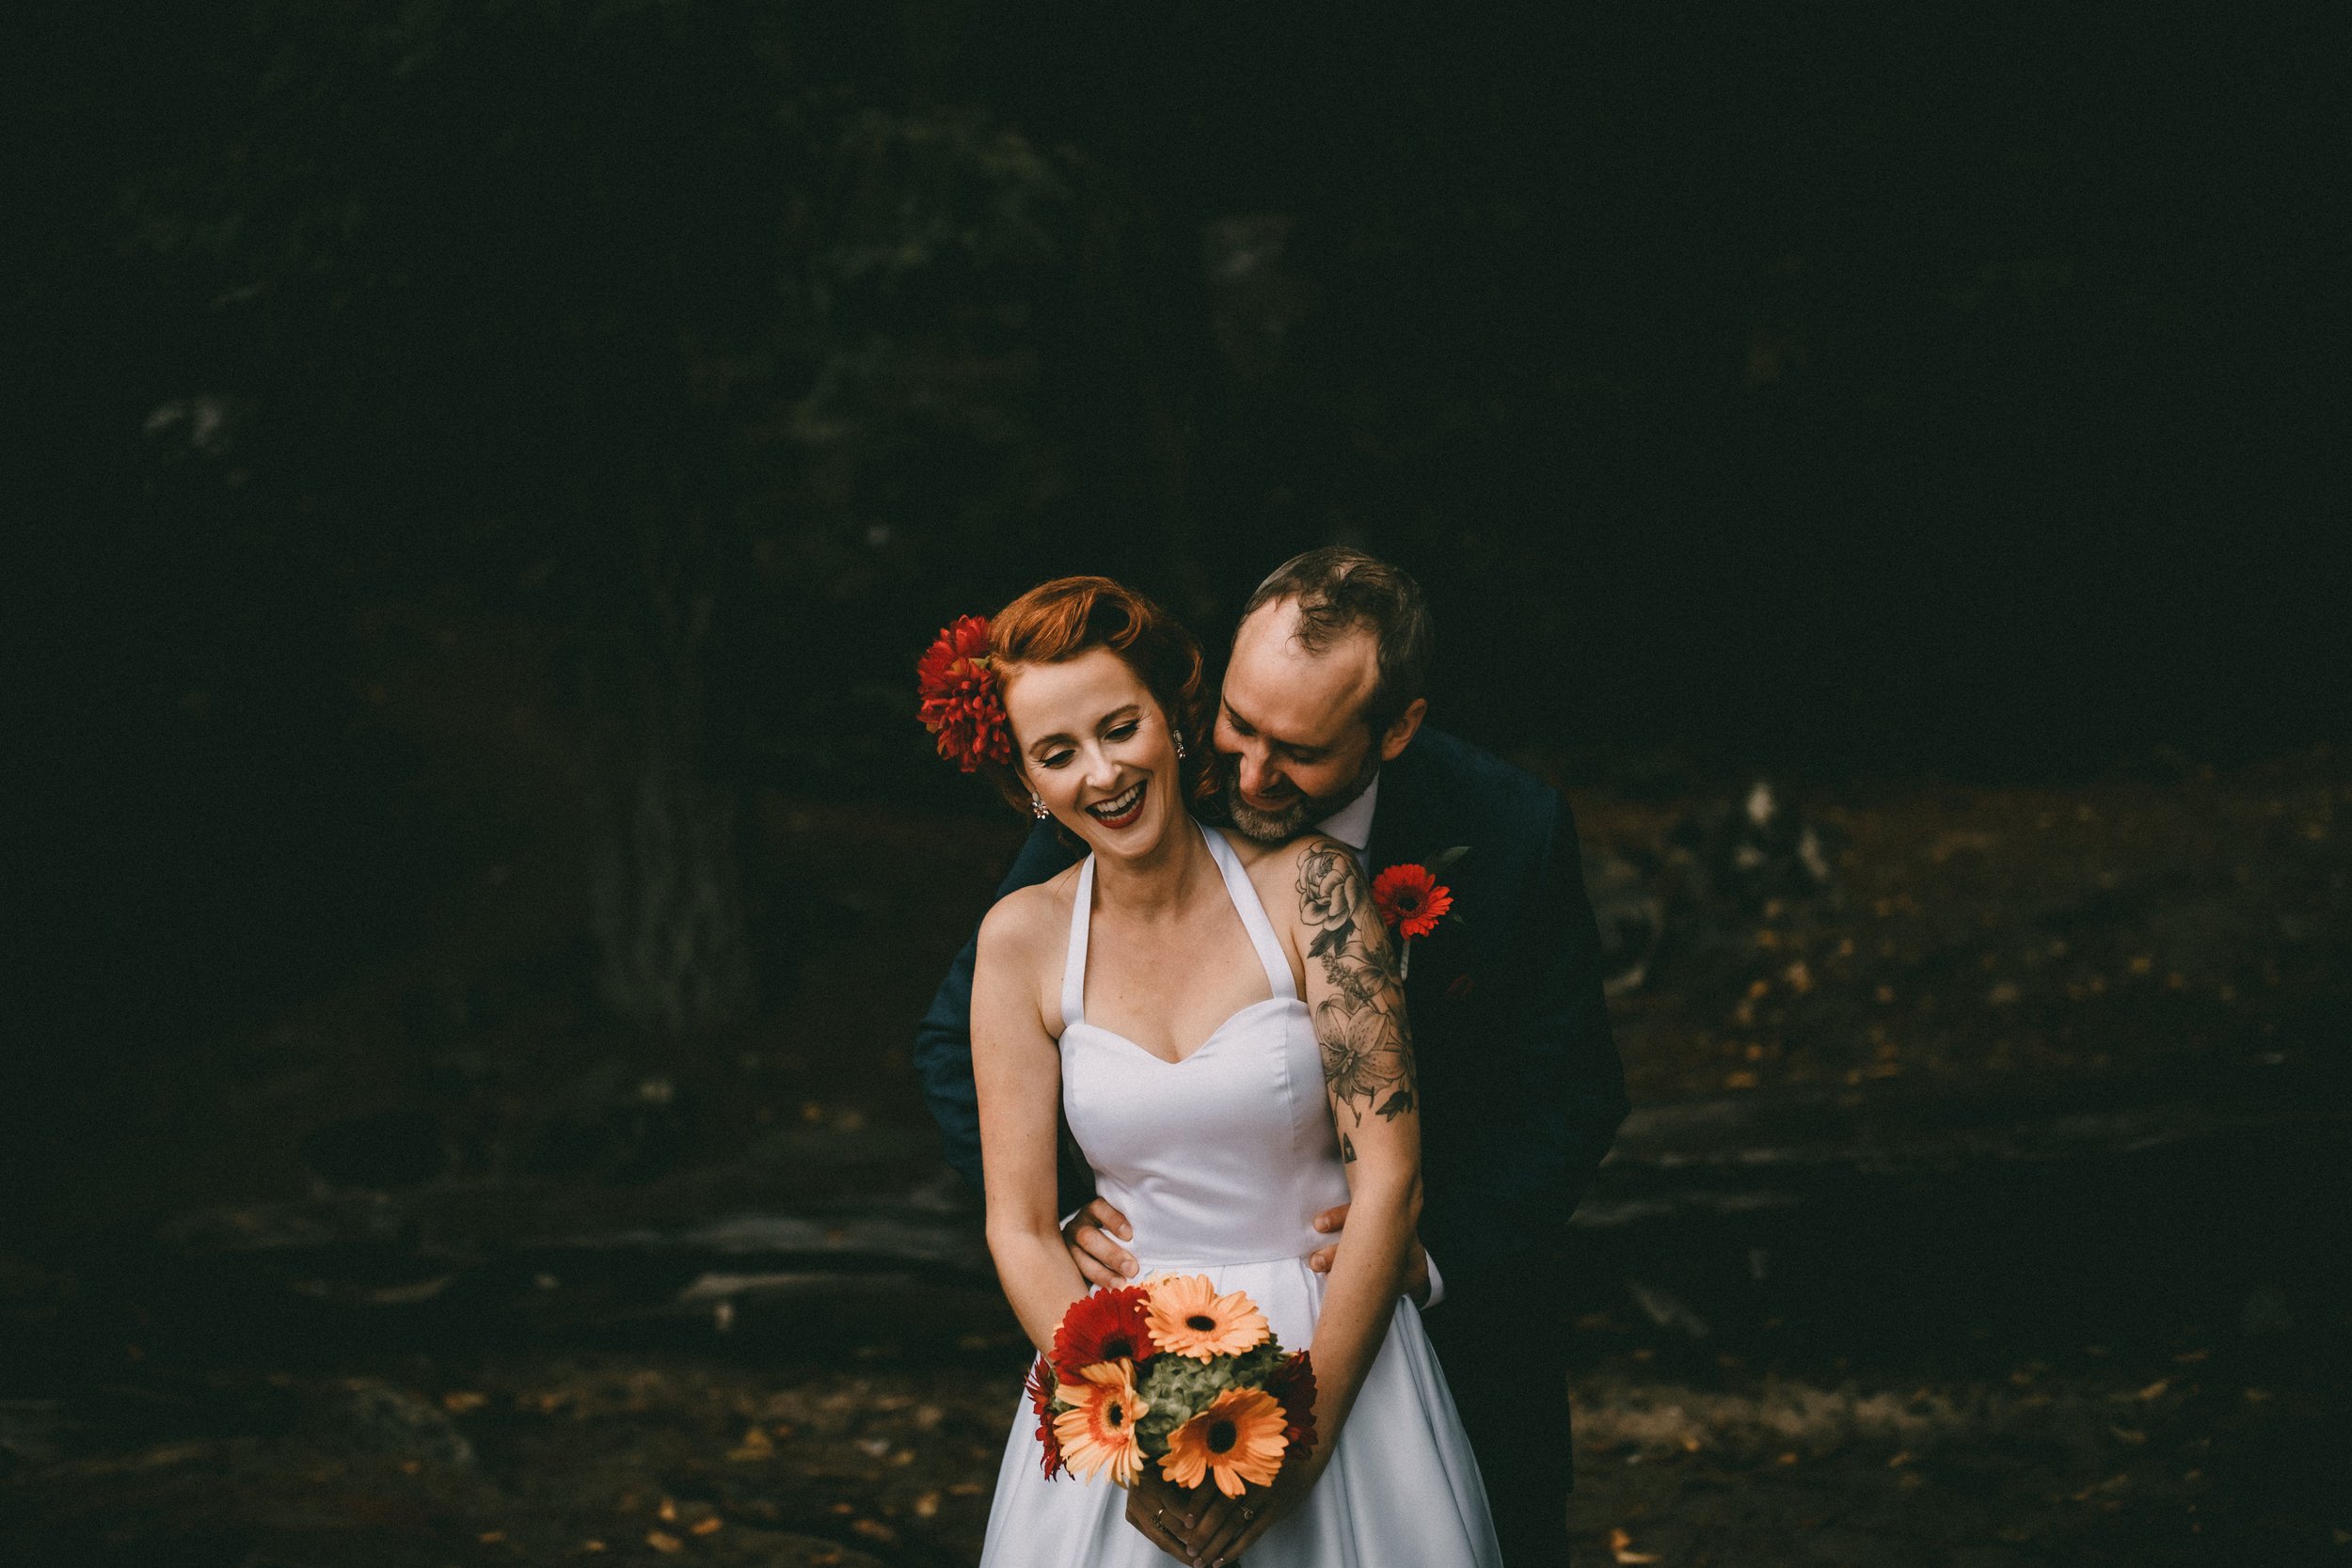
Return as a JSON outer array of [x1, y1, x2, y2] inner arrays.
[[1365, 736, 1435, 879]]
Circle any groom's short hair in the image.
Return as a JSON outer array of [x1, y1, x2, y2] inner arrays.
[[1241, 547, 1432, 738]]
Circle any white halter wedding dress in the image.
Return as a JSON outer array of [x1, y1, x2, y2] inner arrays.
[[977, 820, 1502, 1567]]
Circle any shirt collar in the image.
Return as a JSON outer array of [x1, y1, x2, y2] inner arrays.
[[1313, 772, 1381, 857]]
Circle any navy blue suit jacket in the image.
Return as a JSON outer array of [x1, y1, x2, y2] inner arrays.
[[912, 726, 1629, 1286]]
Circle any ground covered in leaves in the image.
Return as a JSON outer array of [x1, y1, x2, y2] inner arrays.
[[5, 749, 2346, 1565]]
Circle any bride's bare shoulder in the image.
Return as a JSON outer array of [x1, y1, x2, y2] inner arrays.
[[977, 863, 1082, 961]]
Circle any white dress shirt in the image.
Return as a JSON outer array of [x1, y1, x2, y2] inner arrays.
[[1313, 773, 1380, 868]]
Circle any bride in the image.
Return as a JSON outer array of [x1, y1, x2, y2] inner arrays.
[[927, 577, 1502, 1567]]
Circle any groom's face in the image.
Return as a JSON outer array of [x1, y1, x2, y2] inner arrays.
[[1213, 598, 1385, 842]]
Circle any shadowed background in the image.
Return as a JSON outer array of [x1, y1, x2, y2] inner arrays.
[[7, 3, 2345, 1564]]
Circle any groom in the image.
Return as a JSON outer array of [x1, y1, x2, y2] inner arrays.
[[915, 547, 1629, 1564]]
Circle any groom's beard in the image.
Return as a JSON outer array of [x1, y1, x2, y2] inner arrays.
[[1219, 749, 1379, 844]]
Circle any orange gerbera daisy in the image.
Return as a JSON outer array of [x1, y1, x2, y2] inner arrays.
[[1052, 1360, 1152, 1485], [1159, 1386, 1289, 1497], [1144, 1275, 1270, 1361]]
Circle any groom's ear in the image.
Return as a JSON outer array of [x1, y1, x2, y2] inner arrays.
[[1376, 698, 1428, 763]]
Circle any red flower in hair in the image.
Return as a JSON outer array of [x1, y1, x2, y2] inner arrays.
[[1372, 863, 1454, 941], [1053, 1284, 1156, 1373], [1265, 1349, 1319, 1459], [916, 614, 1013, 771], [1026, 1355, 1066, 1479]]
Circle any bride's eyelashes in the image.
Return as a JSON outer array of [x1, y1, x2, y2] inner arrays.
[[1036, 719, 1144, 770]]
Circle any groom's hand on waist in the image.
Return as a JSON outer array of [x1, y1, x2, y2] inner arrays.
[[1306, 1202, 1433, 1307], [1063, 1197, 1138, 1287]]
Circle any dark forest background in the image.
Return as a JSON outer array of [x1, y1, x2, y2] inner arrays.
[[6, 6, 2349, 1562], [12, 0, 2344, 1189]]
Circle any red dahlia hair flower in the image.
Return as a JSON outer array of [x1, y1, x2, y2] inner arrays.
[[916, 613, 1013, 772], [1026, 1355, 1066, 1479], [1053, 1284, 1156, 1373], [1372, 863, 1454, 941], [1266, 1349, 1319, 1459]]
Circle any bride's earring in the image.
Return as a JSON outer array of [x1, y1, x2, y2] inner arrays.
[[1029, 792, 1051, 820], [1174, 734, 1186, 762]]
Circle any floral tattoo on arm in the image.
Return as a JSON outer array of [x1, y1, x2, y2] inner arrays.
[[1296, 843, 1419, 1137]]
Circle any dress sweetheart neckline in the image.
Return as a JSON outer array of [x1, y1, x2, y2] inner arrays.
[[1064, 994, 1295, 1068]]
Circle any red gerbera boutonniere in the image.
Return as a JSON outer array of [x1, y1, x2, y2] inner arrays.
[[1371, 846, 1467, 979], [916, 613, 1013, 772]]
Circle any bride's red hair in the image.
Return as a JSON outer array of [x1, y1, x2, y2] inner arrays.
[[981, 577, 1217, 816]]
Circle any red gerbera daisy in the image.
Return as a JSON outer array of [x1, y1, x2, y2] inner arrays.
[[1372, 863, 1454, 940], [1053, 1284, 1156, 1374], [915, 613, 1013, 772], [1265, 1349, 1319, 1460], [1026, 1354, 1066, 1479]]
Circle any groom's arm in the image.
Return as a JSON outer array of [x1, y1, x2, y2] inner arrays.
[[1363, 791, 1625, 1299], [913, 821, 1078, 1196], [1501, 789, 1629, 1221], [1313, 788, 1627, 1298]]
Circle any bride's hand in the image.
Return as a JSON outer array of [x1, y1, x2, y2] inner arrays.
[[1122, 1468, 1199, 1561], [1182, 1449, 1325, 1568]]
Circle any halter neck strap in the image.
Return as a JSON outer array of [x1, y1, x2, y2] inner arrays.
[[1057, 822, 1297, 1036], [1059, 852, 1095, 1033], [1200, 823, 1298, 1003]]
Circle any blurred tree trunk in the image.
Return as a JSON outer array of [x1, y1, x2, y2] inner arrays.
[[585, 520, 754, 1036]]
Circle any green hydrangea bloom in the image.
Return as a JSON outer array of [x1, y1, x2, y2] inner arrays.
[[1132, 1341, 1284, 1454]]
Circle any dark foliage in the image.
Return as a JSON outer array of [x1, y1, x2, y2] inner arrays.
[[11, 0, 2340, 1095]]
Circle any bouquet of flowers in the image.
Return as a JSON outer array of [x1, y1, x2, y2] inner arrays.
[[1029, 1275, 1317, 1498]]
